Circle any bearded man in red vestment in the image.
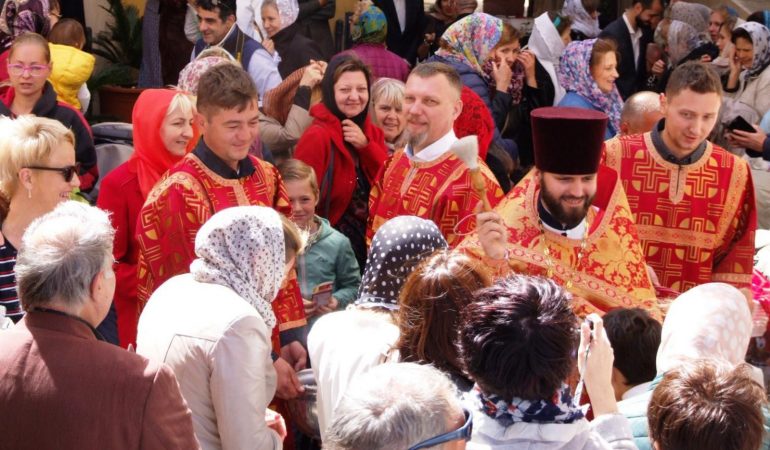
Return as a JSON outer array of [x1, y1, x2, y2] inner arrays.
[[367, 62, 504, 246], [603, 62, 756, 295], [461, 107, 660, 319], [136, 64, 306, 399]]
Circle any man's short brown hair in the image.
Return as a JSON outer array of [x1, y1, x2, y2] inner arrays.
[[196, 64, 258, 118], [665, 61, 723, 99], [648, 359, 766, 450], [409, 62, 462, 99]]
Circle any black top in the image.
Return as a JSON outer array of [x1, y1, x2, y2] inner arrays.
[[192, 139, 256, 179], [651, 119, 707, 165]]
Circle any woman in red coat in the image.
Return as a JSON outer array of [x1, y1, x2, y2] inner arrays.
[[96, 89, 198, 348], [294, 54, 387, 270]]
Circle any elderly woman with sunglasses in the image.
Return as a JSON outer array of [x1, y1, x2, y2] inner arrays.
[[0, 115, 81, 324], [0, 32, 97, 194]]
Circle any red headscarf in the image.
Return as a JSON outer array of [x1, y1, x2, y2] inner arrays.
[[131, 88, 199, 197]]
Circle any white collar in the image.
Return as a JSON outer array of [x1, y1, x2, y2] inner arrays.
[[405, 130, 458, 162], [542, 217, 588, 240], [621, 381, 653, 400], [622, 12, 642, 39]]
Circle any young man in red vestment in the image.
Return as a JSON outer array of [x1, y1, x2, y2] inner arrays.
[[136, 64, 307, 399], [367, 62, 504, 246], [603, 62, 756, 294], [461, 107, 660, 319]]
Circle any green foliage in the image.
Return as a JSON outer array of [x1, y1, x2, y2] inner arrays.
[[88, 0, 142, 90]]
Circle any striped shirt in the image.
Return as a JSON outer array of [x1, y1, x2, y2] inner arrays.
[[0, 235, 21, 323]]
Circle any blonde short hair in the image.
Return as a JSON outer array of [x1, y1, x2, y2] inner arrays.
[[166, 92, 196, 119], [0, 115, 75, 200], [369, 78, 405, 127]]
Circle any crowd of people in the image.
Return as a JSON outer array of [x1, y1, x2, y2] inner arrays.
[[1, 0, 770, 449]]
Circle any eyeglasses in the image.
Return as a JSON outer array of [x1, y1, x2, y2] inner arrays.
[[7, 63, 50, 77], [408, 407, 473, 450], [24, 164, 81, 182]]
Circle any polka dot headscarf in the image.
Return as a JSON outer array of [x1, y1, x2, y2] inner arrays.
[[355, 216, 448, 310], [190, 206, 285, 329]]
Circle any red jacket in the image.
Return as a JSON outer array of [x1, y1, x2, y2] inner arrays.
[[95, 160, 144, 348], [294, 103, 388, 225]]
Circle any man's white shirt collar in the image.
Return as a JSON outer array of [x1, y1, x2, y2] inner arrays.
[[622, 12, 642, 68], [405, 130, 458, 163]]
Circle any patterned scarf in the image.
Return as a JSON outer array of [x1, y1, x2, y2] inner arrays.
[[670, 2, 711, 37], [355, 216, 447, 310], [435, 12, 503, 77], [473, 384, 584, 426], [667, 20, 711, 66], [190, 206, 285, 329], [351, 4, 387, 44], [482, 59, 526, 103], [557, 39, 623, 133], [734, 22, 770, 79]]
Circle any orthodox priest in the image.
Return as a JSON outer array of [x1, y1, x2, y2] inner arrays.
[[603, 62, 756, 293], [461, 107, 660, 318], [136, 64, 306, 397], [367, 62, 504, 246]]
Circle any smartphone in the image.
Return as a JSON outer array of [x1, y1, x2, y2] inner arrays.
[[727, 115, 755, 133], [311, 281, 333, 307]]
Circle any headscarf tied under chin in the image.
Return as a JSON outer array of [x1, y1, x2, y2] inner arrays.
[[351, 4, 387, 45], [321, 53, 371, 129], [435, 12, 503, 77], [131, 89, 199, 198], [734, 22, 770, 79], [557, 39, 623, 134], [656, 283, 752, 375], [562, 0, 600, 39], [355, 216, 448, 310], [190, 206, 285, 329]]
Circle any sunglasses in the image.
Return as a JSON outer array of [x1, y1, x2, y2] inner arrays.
[[24, 164, 81, 182], [408, 407, 473, 450]]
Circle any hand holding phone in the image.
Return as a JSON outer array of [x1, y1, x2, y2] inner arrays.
[[726, 115, 755, 133], [312, 282, 333, 307]]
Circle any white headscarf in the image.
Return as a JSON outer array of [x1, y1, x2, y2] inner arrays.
[[528, 12, 567, 105], [657, 283, 752, 375], [236, 0, 299, 41], [190, 206, 285, 329], [562, 0, 600, 39]]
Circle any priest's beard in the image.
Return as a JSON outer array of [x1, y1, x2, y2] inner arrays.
[[405, 129, 428, 150], [540, 176, 595, 229]]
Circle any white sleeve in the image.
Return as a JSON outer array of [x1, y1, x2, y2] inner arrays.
[[247, 48, 282, 102], [184, 4, 200, 44], [210, 314, 281, 450], [77, 84, 91, 113], [237, 0, 264, 41]]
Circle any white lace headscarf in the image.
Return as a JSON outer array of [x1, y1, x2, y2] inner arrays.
[[190, 206, 285, 329], [562, 0, 600, 39], [236, 0, 299, 41], [657, 283, 752, 375]]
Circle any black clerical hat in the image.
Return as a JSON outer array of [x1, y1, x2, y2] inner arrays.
[[531, 107, 608, 175]]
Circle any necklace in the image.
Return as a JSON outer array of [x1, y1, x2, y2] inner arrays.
[[538, 217, 590, 290]]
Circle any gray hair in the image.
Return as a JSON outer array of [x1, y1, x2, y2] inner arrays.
[[324, 363, 462, 450], [15, 201, 115, 311], [370, 77, 406, 123]]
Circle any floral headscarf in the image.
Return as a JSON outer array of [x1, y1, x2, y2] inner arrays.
[[190, 206, 285, 329], [351, 4, 387, 44], [562, 0, 600, 39], [177, 55, 235, 94], [734, 22, 770, 79], [557, 39, 623, 133], [0, 0, 51, 51], [435, 12, 503, 77], [656, 283, 752, 374], [667, 20, 709, 66], [355, 216, 448, 310]]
